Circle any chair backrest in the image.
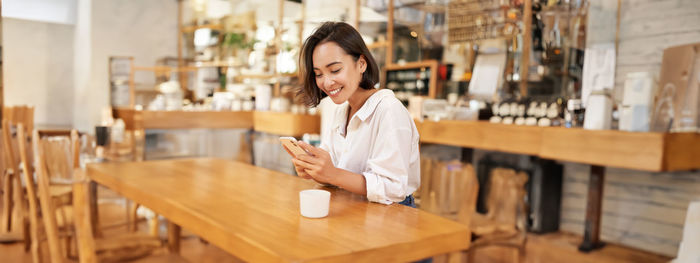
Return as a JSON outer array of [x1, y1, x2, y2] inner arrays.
[[418, 156, 437, 213], [456, 163, 479, 227], [3, 106, 35, 137], [33, 129, 80, 262], [486, 168, 529, 231], [2, 106, 35, 176], [36, 130, 80, 184]]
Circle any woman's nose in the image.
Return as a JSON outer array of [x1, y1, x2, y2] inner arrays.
[[323, 75, 335, 87]]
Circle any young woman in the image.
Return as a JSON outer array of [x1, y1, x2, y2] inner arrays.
[[291, 21, 420, 206]]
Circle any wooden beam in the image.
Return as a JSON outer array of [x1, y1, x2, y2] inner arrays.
[[387, 0, 394, 65], [578, 165, 606, 252], [177, 0, 186, 97], [355, 0, 360, 29], [519, 0, 532, 97], [128, 58, 135, 108]]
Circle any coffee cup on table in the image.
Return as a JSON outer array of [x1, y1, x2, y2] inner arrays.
[[299, 189, 330, 218]]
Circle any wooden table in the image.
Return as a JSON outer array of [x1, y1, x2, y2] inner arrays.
[[86, 158, 470, 262]]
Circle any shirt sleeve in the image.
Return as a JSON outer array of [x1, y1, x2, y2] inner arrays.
[[362, 105, 415, 205], [318, 135, 336, 165]]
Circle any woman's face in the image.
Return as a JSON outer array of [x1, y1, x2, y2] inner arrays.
[[312, 41, 367, 104]]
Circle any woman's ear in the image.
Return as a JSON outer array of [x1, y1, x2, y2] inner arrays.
[[358, 55, 367, 74]]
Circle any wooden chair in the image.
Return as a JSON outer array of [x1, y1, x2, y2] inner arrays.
[[1, 119, 30, 246], [33, 129, 86, 262], [32, 128, 183, 263], [417, 156, 435, 212], [1, 105, 34, 244], [438, 161, 479, 263], [467, 168, 529, 263], [421, 160, 477, 220], [72, 168, 188, 263]]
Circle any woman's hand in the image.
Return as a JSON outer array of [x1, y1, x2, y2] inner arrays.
[[291, 141, 337, 185]]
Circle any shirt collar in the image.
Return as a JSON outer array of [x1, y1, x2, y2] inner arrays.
[[332, 89, 394, 132], [355, 89, 393, 122]]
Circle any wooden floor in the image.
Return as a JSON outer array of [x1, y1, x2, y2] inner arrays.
[[1, 187, 673, 263]]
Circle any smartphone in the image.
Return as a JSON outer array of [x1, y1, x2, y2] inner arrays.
[[279, 137, 309, 158]]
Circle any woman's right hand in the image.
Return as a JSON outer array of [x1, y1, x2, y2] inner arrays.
[[292, 158, 313, 180]]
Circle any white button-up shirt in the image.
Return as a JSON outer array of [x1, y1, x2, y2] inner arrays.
[[319, 89, 420, 205]]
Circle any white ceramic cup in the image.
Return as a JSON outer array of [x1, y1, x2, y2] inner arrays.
[[299, 189, 331, 218]]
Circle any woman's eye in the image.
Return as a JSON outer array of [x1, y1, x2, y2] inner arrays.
[[331, 69, 341, 74], [315, 74, 322, 78]]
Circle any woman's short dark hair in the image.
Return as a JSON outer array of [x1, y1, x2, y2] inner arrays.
[[297, 21, 379, 107]]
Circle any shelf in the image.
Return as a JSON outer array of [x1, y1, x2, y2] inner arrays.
[[417, 120, 541, 155], [253, 111, 320, 137], [113, 108, 321, 137], [133, 66, 196, 72], [234, 73, 298, 80], [416, 120, 700, 172], [386, 60, 439, 71], [181, 24, 223, 33], [190, 61, 245, 68], [385, 60, 439, 98], [366, 41, 388, 49], [113, 108, 254, 130]]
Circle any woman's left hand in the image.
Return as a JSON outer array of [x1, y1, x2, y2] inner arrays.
[[291, 141, 337, 185]]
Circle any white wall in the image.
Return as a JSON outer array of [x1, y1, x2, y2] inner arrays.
[[3, 0, 178, 130], [3, 18, 75, 127], [2, 0, 77, 25], [73, 0, 178, 131]]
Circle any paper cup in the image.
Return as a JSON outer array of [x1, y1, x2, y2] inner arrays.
[[299, 190, 331, 218]]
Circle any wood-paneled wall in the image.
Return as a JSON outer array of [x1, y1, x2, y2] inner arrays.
[[560, 163, 700, 256], [560, 0, 700, 256], [588, 0, 700, 100]]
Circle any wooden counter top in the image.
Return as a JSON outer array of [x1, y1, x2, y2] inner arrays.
[[112, 108, 699, 172], [253, 111, 321, 137], [113, 108, 321, 136], [416, 120, 700, 172], [113, 108, 254, 130]]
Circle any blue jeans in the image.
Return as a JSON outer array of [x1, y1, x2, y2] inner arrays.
[[398, 195, 432, 263], [399, 195, 417, 208]]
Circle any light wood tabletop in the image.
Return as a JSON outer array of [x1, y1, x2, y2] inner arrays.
[[86, 158, 470, 262]]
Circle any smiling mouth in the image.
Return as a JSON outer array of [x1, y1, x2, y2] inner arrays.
[[328, 87, 342, 96]]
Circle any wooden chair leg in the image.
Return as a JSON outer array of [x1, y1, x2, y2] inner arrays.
[[28, 208, 41, 263], [23, 217, 30, 252], [518, 239, 527, 263], [131, 203, 141, 232], [12, 174, 27, 234], [1, 172, 13, 232], [125, 199, 132, 231], [89, 181, 100, 238], [65, 236, 73, 259], [467, 247, 476, 263], [149, 214, 159, 236], [446, 251, 464, 263], [167, 221, 181, 254], [30, 238, 41, 263]]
